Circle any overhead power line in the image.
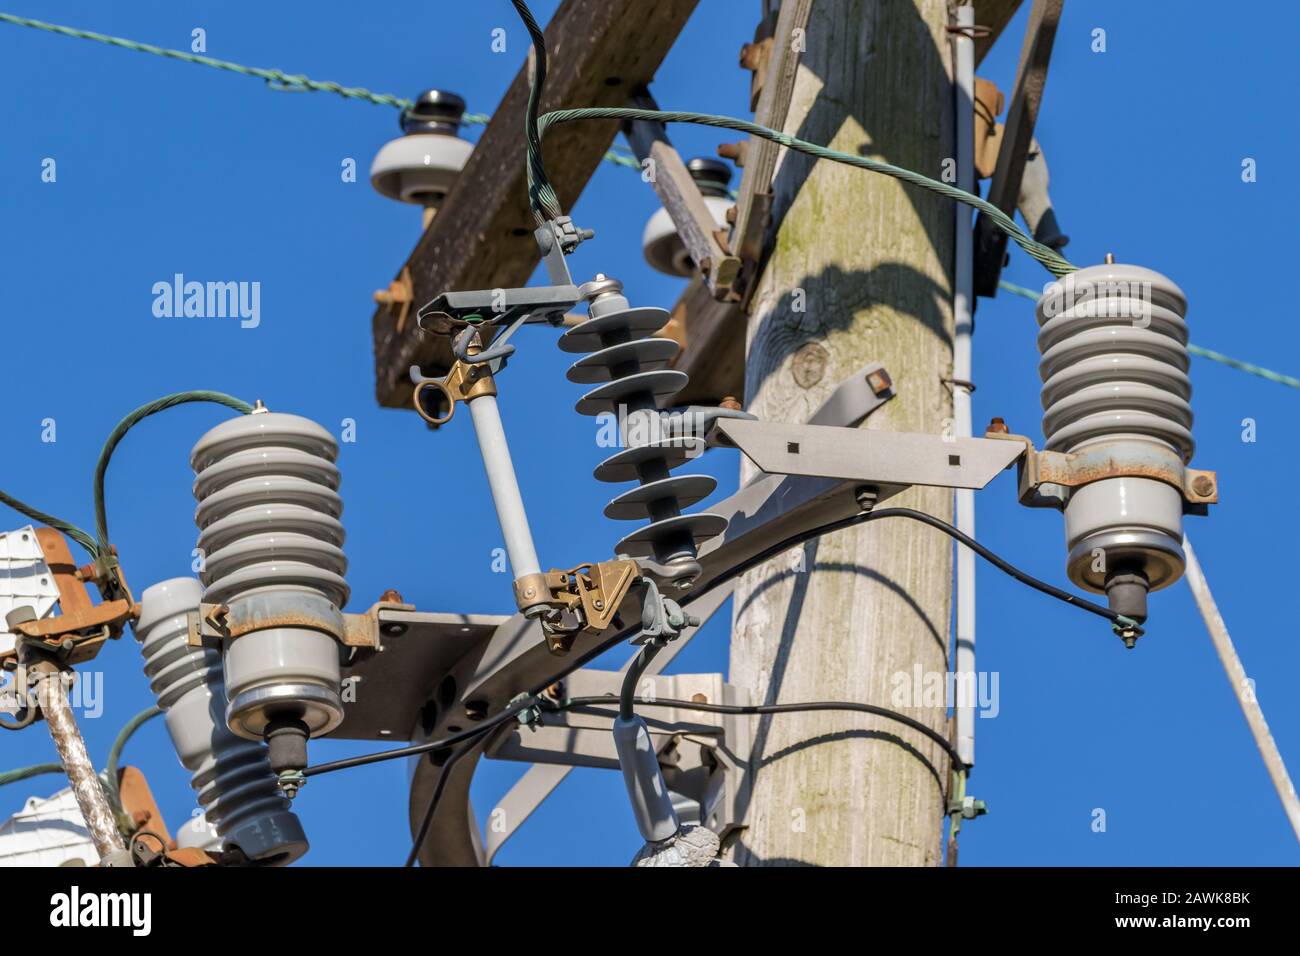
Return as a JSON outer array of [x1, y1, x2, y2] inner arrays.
[[0, 11, 647, 171], [998, 280, 1300, 391], [0, 11, 421, 110]]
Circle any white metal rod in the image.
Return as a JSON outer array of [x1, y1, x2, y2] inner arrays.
[[1182, 534, 1300, 844], [36, 669, 126, 861], [467, 393, 542, 580], [952, 4, 977, 769]]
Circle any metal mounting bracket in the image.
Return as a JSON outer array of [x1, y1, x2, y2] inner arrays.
[[710, 419, 1025, 493], [488, 668, 752, 843], [973, 0, 1063, 298], [984, 430, 1219, 512], [0, 528, 135, 671], [188, 596, 413, 653]]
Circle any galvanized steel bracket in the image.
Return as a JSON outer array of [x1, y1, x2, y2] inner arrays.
[[708, 419, 1026, 492]]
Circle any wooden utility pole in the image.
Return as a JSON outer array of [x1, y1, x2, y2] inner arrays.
[[730, 0, 956, 866]]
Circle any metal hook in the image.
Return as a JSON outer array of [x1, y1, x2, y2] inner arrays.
[[454, 310, 532, 367]]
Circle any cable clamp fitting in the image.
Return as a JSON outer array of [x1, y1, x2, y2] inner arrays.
[[510, 693, 542, 731], [1112, 615, 1145, 649], [633, 578, 699, 646], [541, 215, 594, 255], [276, 769, 306, 799], [947, 793, 988, 821]]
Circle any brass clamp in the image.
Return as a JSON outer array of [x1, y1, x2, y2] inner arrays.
[[515, 559, 641, 655], [409, 356, 498, 427], [984, 428, 1218, 512]]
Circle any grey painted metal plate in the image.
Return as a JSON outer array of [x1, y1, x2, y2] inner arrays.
[[332, 609, 507, 740], [711, 420, 1024, 490]]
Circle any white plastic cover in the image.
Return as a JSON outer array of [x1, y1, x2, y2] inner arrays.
[[0, 785, 97, 867], [0, 525, 61, 668]]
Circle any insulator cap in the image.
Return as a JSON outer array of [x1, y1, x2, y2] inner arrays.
[[400, 89, 467, 135]]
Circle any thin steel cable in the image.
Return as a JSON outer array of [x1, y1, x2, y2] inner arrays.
[[0, 11, 663, 172], [998, 279, 1300, 391], [1182, 535, 1300, 845], [0, 11, 414, 109]]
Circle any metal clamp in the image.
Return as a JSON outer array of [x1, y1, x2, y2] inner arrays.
[[0, 529, 136, 672], [984, 430, 1218, 510], [522, 559, 641, 655], [409, 357, 498, 427], [188, 594, 412, 651]]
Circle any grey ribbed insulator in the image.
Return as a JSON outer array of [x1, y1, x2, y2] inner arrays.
[[1035, 263, 1190, 599], [561, 276, 726, 585], [190, 411, 347, 742], [137, 577, 308, 865]]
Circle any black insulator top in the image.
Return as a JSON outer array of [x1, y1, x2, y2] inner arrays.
[[401, 89, 467, 135], [688, 157, 733, 197]]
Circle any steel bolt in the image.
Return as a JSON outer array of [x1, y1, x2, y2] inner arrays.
[[1192, 475, 1215, 497]]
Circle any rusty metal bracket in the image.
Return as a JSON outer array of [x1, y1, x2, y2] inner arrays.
[[188, 593, 410, 652], [342, 598, 417, 650], [0, 529, 136, 671], [984, 429, 1219, 510]]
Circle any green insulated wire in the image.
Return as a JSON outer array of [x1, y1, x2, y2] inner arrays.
[[94, 391, 254, 555], [2, 391, 253, 570], [531, 107, 1078, 278], [102, 705, 163, 826], [997, 280, 1300, 391], [511, 0, 554, 228], [0, 762, 64, 788], [0, 490, 99, 558]]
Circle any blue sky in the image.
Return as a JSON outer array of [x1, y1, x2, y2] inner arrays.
[[1, 0, 1296, 866]]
